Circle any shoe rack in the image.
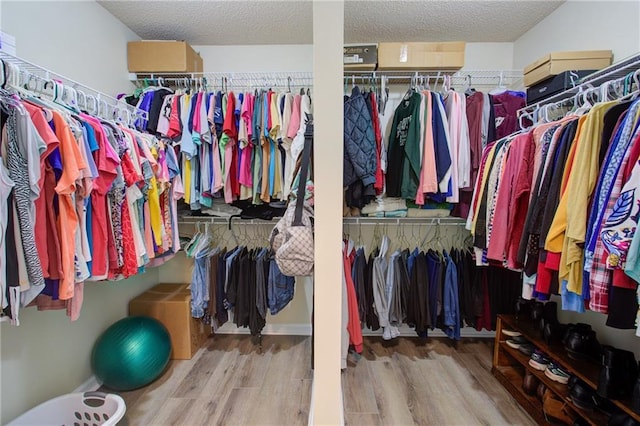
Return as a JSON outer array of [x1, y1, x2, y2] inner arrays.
[[493, 314, 640, 425]]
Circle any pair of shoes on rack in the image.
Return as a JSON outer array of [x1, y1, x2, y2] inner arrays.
[[527, 349, 571, 385], [505, 336, 537, 356], [542, 389, 577, 425], [563, 323, 602, 361], [597, 345, 639, 401]]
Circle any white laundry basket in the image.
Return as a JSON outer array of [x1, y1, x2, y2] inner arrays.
[[6, 391, 126, 426]]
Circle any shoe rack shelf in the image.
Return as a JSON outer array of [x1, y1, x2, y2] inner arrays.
[[493, 314, 640, 425]]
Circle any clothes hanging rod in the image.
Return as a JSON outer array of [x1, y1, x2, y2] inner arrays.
[[178, 216, 276, 226], [518, 52, 640, 119], [179, 216, 467, 226], [343, 217, 467, 225], [0, 51, 148, 122]]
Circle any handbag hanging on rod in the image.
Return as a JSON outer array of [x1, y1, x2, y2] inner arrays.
[[270, 113, 314, 277]]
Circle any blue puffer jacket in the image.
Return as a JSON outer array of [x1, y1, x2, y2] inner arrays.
[[343, 87, 376, 187]]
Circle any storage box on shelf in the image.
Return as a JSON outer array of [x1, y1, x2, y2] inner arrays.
[[377, 41, 465, 70], [493, 314, 640, 425], [523, 50, 613, 87], [526, 70, 596, 105], [129, 283, 210, 360], [127, 40, 203, 73], [344, 44, 378, 71]]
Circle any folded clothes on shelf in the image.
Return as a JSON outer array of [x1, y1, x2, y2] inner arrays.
[[361, 197, 407, 215]]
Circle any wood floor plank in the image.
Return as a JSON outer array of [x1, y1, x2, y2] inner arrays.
[[341, 356, 379, 414], [393, 353, 448, 425], [438, 352, 530, 425], [367, 360, 415, 425], [147, 397, 196, 425], [213, 387, 260, 425], [236, 346, 273, 388], [455, 352, 535, 425], [296, 378, 313, 425], [170, 345, 227, 398], [345, 412, 383, 426], [245, 342, 306, 425]]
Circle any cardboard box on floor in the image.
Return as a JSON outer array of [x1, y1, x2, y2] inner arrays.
[[377, 41, 465, 70], [127, 40, 203, 73], [524, 50, 612, 87], [129, 283, 210, 360]]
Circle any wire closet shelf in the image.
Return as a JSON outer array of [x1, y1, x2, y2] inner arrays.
[[178, 215, 467, 226], [344, 69, 524, 89], [518, 52, 640, 123], [0, 51, 148, 123], [132, 71, 314, 91]]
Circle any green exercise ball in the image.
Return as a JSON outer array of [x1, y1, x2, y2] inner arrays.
[[91, 316, 171, 391]]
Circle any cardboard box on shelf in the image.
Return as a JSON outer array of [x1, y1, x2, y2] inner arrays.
[[127, 40, 203, 73], [344, 44, 377, 71], [523, 50, 612, 87], [128, 283, 210, 360], [377, 41, 465, 70]]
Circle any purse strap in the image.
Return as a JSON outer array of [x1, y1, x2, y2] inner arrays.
[[293, 113, 313, 226]]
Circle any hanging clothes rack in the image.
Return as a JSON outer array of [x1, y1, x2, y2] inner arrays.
[[132, 71, 314, 91], [0, 51, 148, 124], [518, 52, 640, 124]]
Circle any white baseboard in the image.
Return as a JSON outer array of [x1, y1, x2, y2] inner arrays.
[[214, 323, 312, 336], [73, 375, 102, 393], [214, 323, 494, 339]]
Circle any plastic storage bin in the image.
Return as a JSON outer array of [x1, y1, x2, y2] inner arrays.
[[7, 392, 126, 426]]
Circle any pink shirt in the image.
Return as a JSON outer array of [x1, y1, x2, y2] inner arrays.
[[486, 132, 534, 267], [416, 92, 438, 205], [287, 94, 302, 140]]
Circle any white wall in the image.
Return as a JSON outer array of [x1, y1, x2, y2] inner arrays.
[[193, 42, 513, 74], [513, 0, 640, 69], [193, 44, 313, 73], [0, 0, 139, 96], [464, 42, 514, 70], [0, 2, 161, 424]]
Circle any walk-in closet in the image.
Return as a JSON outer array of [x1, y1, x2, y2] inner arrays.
[[1, 1, 640, 425]]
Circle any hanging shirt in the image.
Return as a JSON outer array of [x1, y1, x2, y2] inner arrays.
[[387, 91, 422, 199]]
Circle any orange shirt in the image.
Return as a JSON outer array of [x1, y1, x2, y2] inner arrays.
[[24, 102, 59, 278], [52, 111, 86, 300]]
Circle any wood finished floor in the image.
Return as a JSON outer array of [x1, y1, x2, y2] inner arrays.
[[109, 335, 535, 426], [343, 337, 535, 426]]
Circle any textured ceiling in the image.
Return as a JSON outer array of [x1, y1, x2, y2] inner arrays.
[[98, 0, 564, 45]]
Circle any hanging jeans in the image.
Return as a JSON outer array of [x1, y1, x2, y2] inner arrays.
[[268, 259, 295, 315]]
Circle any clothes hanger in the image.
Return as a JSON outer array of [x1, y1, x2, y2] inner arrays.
[[489, 71, 507, 95]]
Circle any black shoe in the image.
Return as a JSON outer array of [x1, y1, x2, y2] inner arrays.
[[544, 322, 568, 346], [632, 362, 640, 414], [531, 301, 544, 323], [570, 378, 598, 411], [540, 301, 559, 332], [600, 347, 639, 399], [564, 326, 601, 361], [598, 346, 617, 398], [515, 297, 533, 320], [518, 342, 536, 356], [609, 410, 640, 426]]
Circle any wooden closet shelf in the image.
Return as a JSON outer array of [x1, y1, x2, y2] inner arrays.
[[492, 365, 549, 424], [494, 315, 640, 424], [501, 342, 609, 426]]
